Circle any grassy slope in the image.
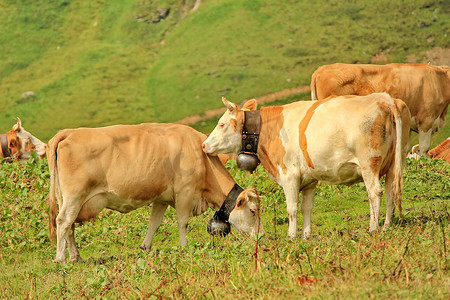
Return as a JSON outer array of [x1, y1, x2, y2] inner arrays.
[[0, 157, 449, 298], [0, 0, 449, 143]]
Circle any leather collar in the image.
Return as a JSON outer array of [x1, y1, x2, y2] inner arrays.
[[1, 134, 10, 159], [241, 110, 261, 155], [213, 183, 244, 221]]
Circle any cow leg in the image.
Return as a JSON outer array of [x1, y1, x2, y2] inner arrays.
[[140, 203, 168, 252], [175, 192, 195, 247], [282, 179, 301, 239], [418, 128, 432, 157], [361, 170, 383, 232], [300, 183, 317, 240], [54, 201, 81, 265], [176, 210, 190, 247], [67, 223, 82, 262], [383, 169, 396, 230]]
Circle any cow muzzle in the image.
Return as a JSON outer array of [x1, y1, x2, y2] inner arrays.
[[207, 216, 231, 237]]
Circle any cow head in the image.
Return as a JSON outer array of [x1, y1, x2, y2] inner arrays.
[[228, 189, 264, 237], [202, 97, 257, 156], [1, 118, 47, 161]]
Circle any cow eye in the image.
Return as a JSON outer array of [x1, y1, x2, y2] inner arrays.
[[218, 123, 225, 128], [250, 208, 256, 215]]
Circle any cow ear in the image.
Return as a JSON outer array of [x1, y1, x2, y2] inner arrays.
[[9, 138, 17, 148], [222, 97, 237, 112], [236, 196, 246, 209], [242, 99, 257, 111]]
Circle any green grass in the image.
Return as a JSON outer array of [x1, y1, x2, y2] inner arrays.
[[1, 156, 449, 298], [0, 0, 449, 141]]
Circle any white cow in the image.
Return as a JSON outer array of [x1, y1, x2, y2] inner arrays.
[[203, 93, 411, 239]]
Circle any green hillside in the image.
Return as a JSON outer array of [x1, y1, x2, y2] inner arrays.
[[1, 0, 449, 142]]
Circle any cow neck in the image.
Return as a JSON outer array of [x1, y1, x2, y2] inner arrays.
[[256, 106, 287, 178], [0, 133, 10, 159], [213, 183, 244, 221], [203, 155, 237, 210]]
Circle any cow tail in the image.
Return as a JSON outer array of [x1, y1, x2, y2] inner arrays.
[[47, 130, 69, 243], [310, 70, 318, 100], [390, 99, 404, 219]]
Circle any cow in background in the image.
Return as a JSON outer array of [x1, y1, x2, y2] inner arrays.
[[408, 138, 450, 162], [310, 63, 450, 156], [203, 94, 411, 239], [47, 123, 262, 265], [0, 117, 46, 162]]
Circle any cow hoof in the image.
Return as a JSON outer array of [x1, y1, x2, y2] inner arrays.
[[381, 224, 391, 232], [70, 255, 83, 263], [53, 259, 67, 266], [139, 244, 151, 252]]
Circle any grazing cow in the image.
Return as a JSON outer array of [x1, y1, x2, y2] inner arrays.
[[0, 117, 46, 162], [47, 123, 262, 264], [310, 63, 450, 156], [203, 93, 411, 239], [408, 138, 450, 162]]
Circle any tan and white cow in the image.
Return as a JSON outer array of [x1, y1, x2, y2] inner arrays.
[[310, 63, 450, 156], [0, 117, 46, 162], [203, 93, 411, 239], [408, 138, 450, 162], [47, 123, 262, 264]]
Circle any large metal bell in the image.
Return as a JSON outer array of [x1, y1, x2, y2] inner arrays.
[[207, 217, 231, 237], [236, 153, 260, 172]]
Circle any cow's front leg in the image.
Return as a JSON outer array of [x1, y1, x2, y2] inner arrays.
[[174, 192, 195, 247], [281, 178, 301, 239], [418, 128, 432, 157], [300, 183, 317, 240], [140, 203, 168, 252]]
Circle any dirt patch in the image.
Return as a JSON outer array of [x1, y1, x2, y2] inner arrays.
[[176, 86, 311, 125], [177, 47, 449, 126], [406, 47, 450, 66]]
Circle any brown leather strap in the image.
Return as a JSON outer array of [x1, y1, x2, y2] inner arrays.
[[241, 110, 261, 154], [1, 134, 10, 158]]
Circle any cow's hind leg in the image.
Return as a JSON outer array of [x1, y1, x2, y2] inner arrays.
[[54, 199, 81, 265], [383, 172, 395, 231], [361, 169, 383, 232], [67, 223, 82, 262], [300, 183, 317, 240], [140, 203, 168, 252]]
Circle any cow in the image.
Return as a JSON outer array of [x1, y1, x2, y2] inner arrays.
[[310, 63, 450, 156], [408, 138, 450, 162], [203, 93, 411, 239], [0, 117, 46, 162], [47, 123, 263, 265]]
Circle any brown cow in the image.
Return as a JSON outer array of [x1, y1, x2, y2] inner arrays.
[[47, 123, 263, 264], [1, 118, 46, 162], [408, 138, 450, 162], [311, 63, 450, 156]]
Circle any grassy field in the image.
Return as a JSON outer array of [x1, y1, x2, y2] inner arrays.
[[1, 0, 449, 141], [1, 0, 449, 298], [0, 156, 448, 298]]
